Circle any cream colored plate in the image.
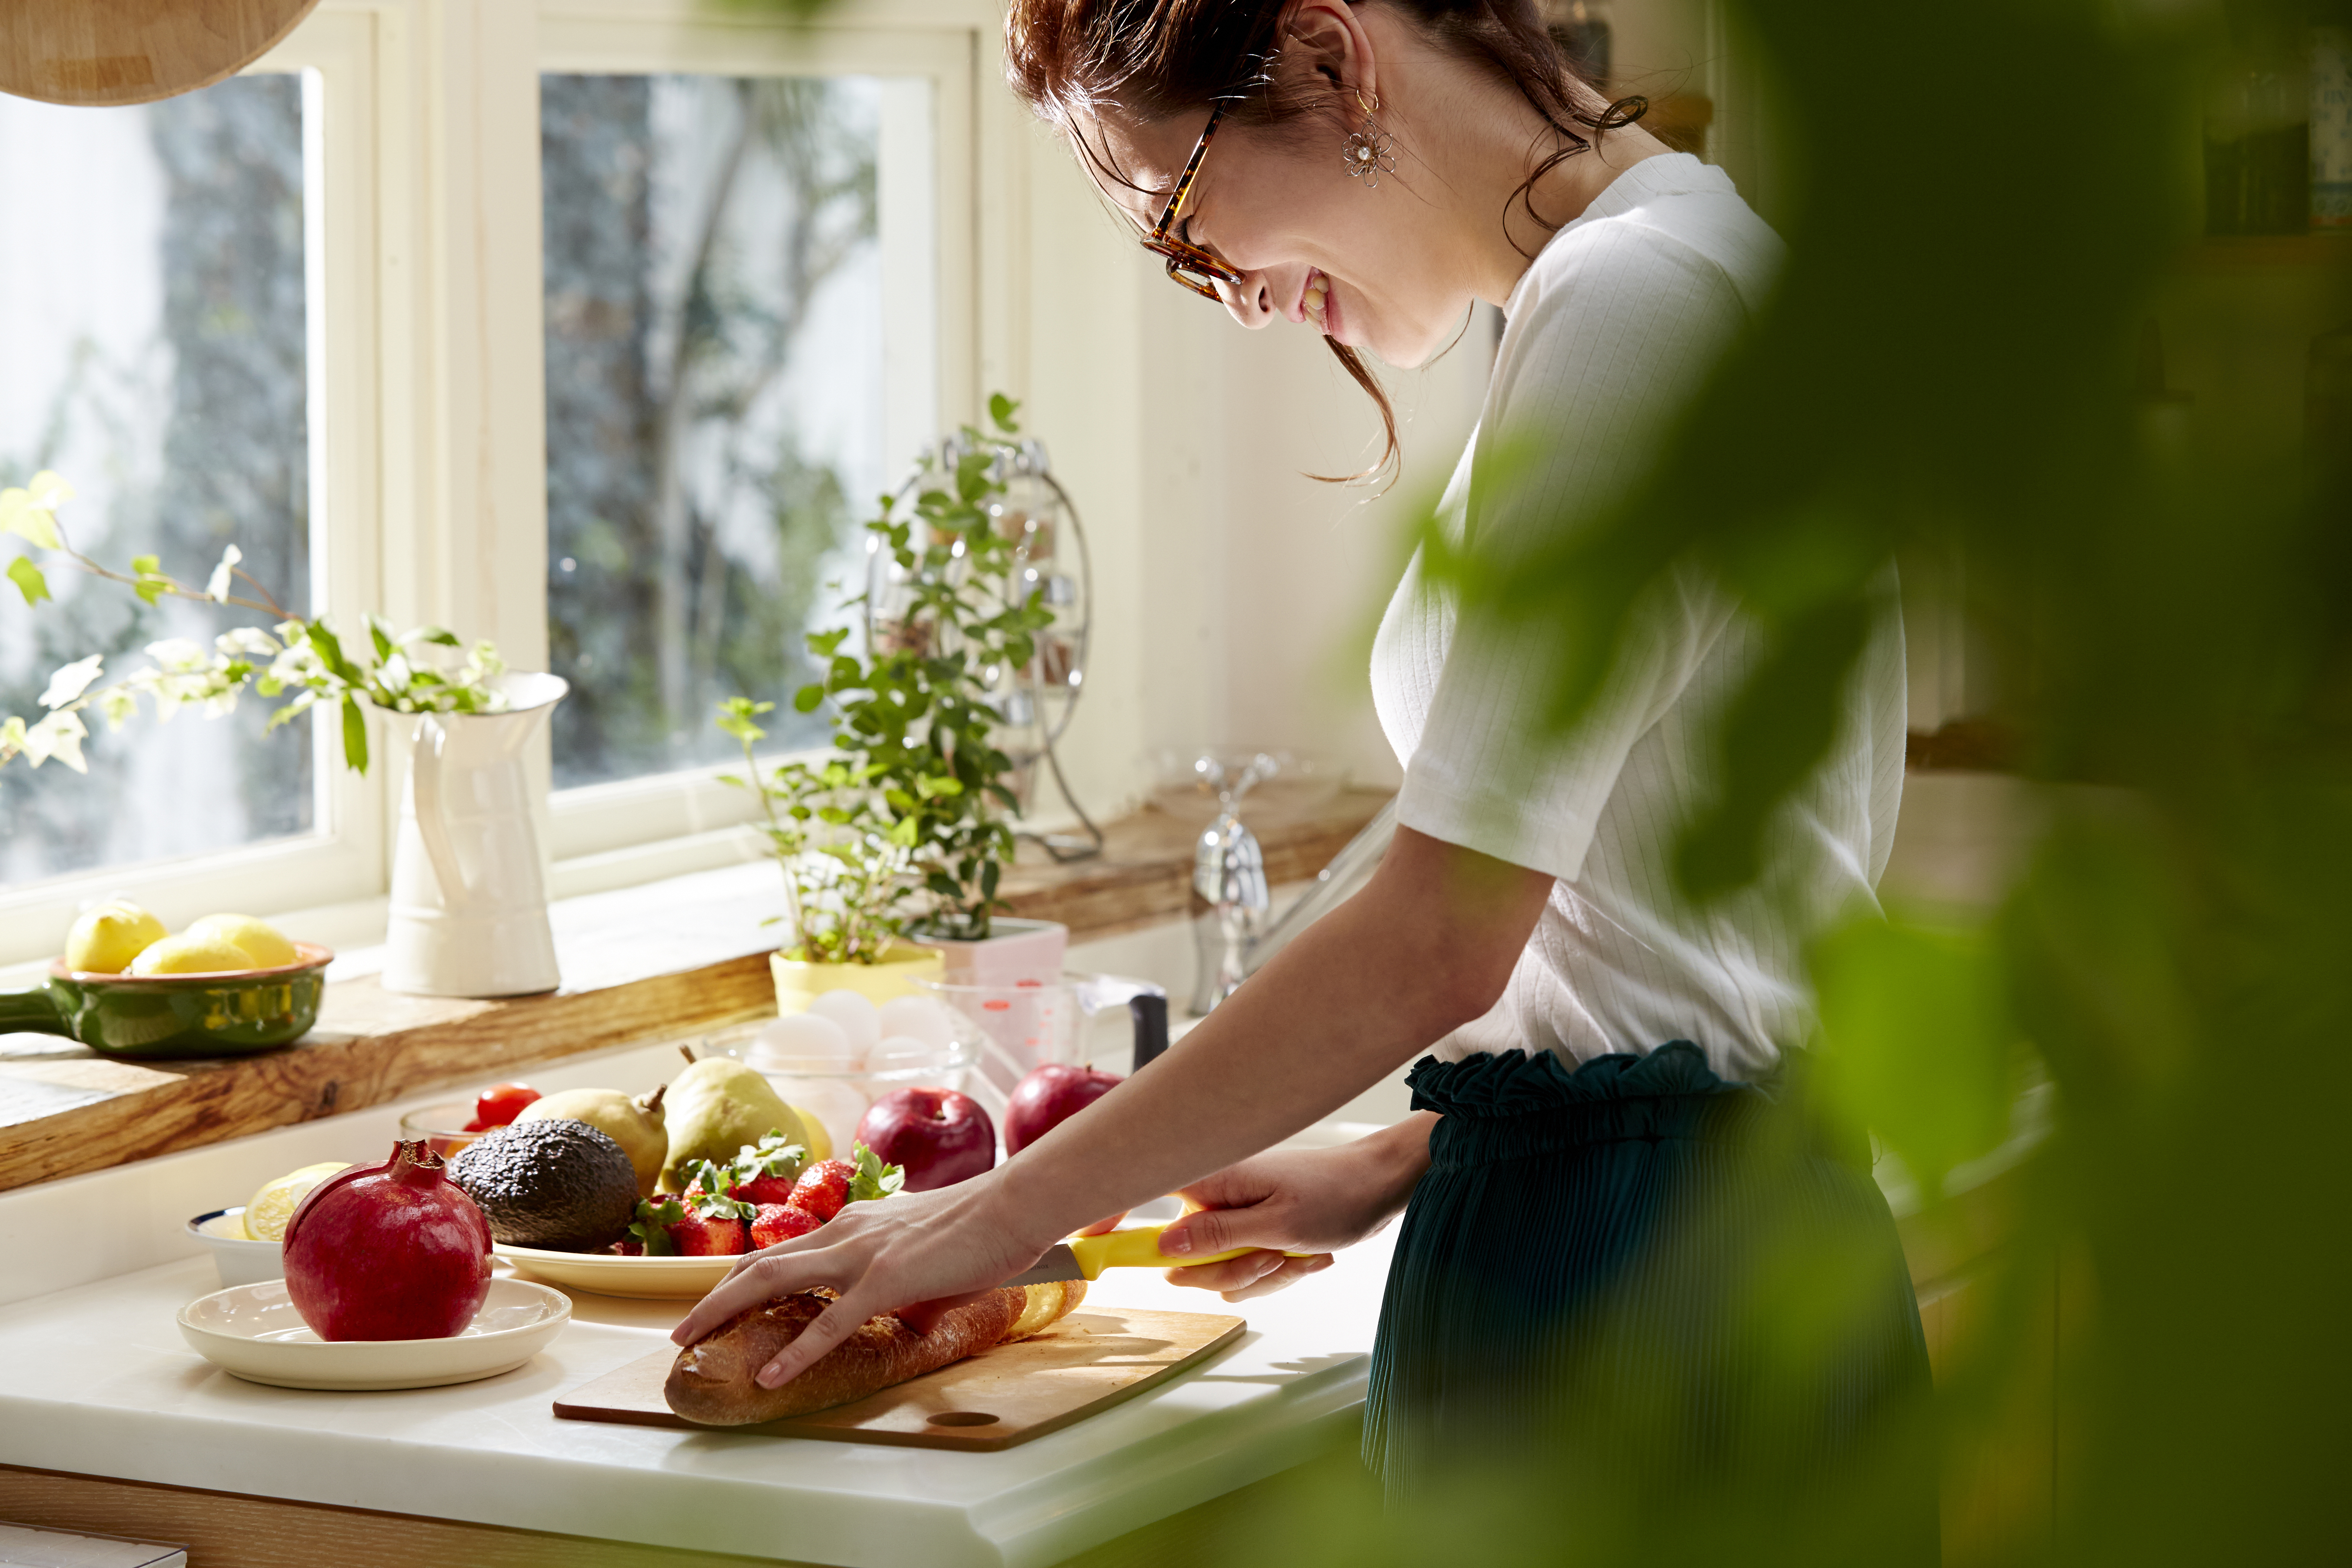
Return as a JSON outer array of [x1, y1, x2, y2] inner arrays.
[[494, 1243, 735, 1299], [177, 1277, 570, 1390]]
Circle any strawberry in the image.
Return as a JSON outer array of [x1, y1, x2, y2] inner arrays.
[[736, 1174, 798, 1206], [631, 1160, 756, 1256], [728, 1132, 807, 1207], [669, 1211, 747, 1256], [785, 1159, 855, 1222], [751, 1203, 820, 1248]]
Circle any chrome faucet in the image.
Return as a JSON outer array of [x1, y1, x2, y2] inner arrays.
[[1188, 753, 1397, 1015]]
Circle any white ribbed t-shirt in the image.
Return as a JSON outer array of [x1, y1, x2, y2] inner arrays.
[[1370, 153, 1906, 1082]]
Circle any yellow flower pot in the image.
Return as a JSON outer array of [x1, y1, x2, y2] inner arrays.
[[769, 943, 945, 1015]]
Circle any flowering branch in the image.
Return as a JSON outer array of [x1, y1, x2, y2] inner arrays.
[[1, 472, 508, 780]]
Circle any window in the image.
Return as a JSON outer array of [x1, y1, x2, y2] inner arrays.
[[0, 76, 319, 884], [0, 2, 1024, 963], [541, 72, 888, 788]]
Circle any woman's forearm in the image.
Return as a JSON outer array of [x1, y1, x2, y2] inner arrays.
[[986, 829, 1548, 1249]]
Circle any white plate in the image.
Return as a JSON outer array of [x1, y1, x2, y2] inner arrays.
[[493, 1242, 735, 1299], [177, 1277, 570, 1390]]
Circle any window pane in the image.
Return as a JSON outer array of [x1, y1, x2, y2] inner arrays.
[[0, 76, 315, 885], [541, 74, 886, 790]]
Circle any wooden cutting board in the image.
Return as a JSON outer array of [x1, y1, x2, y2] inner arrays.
[[553, 1307, 1245, 1452]]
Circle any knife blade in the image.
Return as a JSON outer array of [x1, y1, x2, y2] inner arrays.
[[1002, 1223, 1312, 1286]]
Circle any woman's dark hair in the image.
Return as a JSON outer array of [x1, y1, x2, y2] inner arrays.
[[1004, 0, 1646, 481]]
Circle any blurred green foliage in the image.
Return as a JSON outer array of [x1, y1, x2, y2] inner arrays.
[[1405, 0, 2352, 1560]]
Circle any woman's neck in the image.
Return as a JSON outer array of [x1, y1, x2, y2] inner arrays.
[[1417, 81, 1670, 309]]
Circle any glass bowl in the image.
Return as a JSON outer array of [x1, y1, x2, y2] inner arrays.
[[708, 1019, 978, 1161], [398, 1103, 484, 1161]]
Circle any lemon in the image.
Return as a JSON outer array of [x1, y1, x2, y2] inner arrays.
[[128, 933, 258, 976], [64, 901, 167, 974], [790, 1104, 832, 1163], [184, 913, 299, 969], [243, 1161, 351, 1243]]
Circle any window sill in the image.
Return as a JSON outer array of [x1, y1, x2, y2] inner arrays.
[[0, 788, 1394, 1192]]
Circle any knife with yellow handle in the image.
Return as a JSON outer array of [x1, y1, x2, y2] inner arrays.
[[1003, 1222, 1315, 1285]]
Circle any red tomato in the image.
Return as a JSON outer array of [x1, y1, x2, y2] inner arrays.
[[472, 1082, 540, 1128]]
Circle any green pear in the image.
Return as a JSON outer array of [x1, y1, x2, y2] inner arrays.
[[517, 1084, 670, 1198], [659, 1058, 809, 1193]]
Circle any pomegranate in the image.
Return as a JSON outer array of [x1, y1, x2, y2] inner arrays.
[[282, 1140, 493, 1341], [1004, 1063, 1123, 1155]]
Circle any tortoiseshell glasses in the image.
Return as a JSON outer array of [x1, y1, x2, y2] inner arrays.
[[1143, 104, 1245, 300]]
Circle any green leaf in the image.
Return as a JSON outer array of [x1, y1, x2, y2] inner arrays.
[[128, 555, 169, 606], [848, 1143, 905, 1203], [987, 392, 1021, 434], [6, 556, 50, 606], [1810, 911, 2015, 1195], [368, 617, 394, 662], [793, 684, 826, 714], [340, 692, 369, 774], [305, 620, 359, 683], [627, 1198, 686, 1255]]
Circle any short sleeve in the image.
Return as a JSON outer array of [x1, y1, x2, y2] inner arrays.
[[1396, 222, 1752, 883]]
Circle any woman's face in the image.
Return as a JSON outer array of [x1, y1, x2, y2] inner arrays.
[[1085, 106, 1475, 370]]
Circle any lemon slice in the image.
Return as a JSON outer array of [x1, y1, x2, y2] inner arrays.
[[243, 1161, 351, 1242]]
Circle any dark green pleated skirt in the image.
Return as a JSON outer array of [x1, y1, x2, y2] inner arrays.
[[1364, 1044, 1938, 1557]]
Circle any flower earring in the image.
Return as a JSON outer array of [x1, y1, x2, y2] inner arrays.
[[1342, 90, 1398, 189]]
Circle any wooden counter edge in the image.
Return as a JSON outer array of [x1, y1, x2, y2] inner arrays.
[[0, 790, 1393, 1192]]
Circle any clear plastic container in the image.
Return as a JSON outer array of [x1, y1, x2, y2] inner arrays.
[[709, 1017, 976, 1161]]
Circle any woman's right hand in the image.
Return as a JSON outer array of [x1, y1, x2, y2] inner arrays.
[[1156, 1113, 1436, 1301]]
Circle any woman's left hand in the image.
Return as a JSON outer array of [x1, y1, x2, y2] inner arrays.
[[668, 1172, 1056, 1389]]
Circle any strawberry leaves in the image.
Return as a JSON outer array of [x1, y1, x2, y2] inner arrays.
[[729, 1131, 806, 1188], [848, 1143, 905, 1204], [627, 1197, 686, 1255]]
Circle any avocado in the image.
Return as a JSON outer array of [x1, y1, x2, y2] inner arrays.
[[449, 1119, 639, 1250], [517, 1084, 668, 1198]]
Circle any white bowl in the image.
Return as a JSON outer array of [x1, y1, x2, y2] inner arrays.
[[177, 1276, 571, 1390], [494, 1243, 736, 1300], [187, 1207, 285, 1287]]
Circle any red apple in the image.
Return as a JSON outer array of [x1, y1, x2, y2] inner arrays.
[[282, 1140, 493, 1341], [855, 1088, 996, 1192], [1004, 1063, 1123, 1155]]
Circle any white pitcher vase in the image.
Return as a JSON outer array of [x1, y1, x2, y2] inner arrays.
[[383, 672, 568, 998]]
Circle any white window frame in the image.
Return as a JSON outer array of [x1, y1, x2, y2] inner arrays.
[[0, 6, 393, 964]]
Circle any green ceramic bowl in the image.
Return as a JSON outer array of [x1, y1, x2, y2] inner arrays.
[[0, 942, 332, 1060]]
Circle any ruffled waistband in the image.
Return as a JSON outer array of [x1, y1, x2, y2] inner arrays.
[[1409, 1043, 1775, 1168]]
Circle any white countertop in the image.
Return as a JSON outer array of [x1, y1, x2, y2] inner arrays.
[[0, 1223, 1392, 1568]]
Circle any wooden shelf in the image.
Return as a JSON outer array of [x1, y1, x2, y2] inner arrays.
[[0, 789, 1393, 1193]]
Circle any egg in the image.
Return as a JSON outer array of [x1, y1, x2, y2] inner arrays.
[[867, 1032, 944, 1071], [806, 989, 881, 1054], [875, 995, 955, 1052], [780, 1078, 874, 1163], [748, 1011, 858, 1069]]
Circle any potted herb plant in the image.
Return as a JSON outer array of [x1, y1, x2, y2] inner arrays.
[[717, 396, 1072, 1000], [718, 696, 944, 1011]]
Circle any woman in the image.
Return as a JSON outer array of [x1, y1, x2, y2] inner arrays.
[[677, 0, 1933, 1538]]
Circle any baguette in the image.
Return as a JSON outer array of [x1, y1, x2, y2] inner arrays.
[[665, 1279, 1087, 1426]]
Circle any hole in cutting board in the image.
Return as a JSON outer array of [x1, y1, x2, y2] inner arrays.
[[927, 1411, 1001, 1427]]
